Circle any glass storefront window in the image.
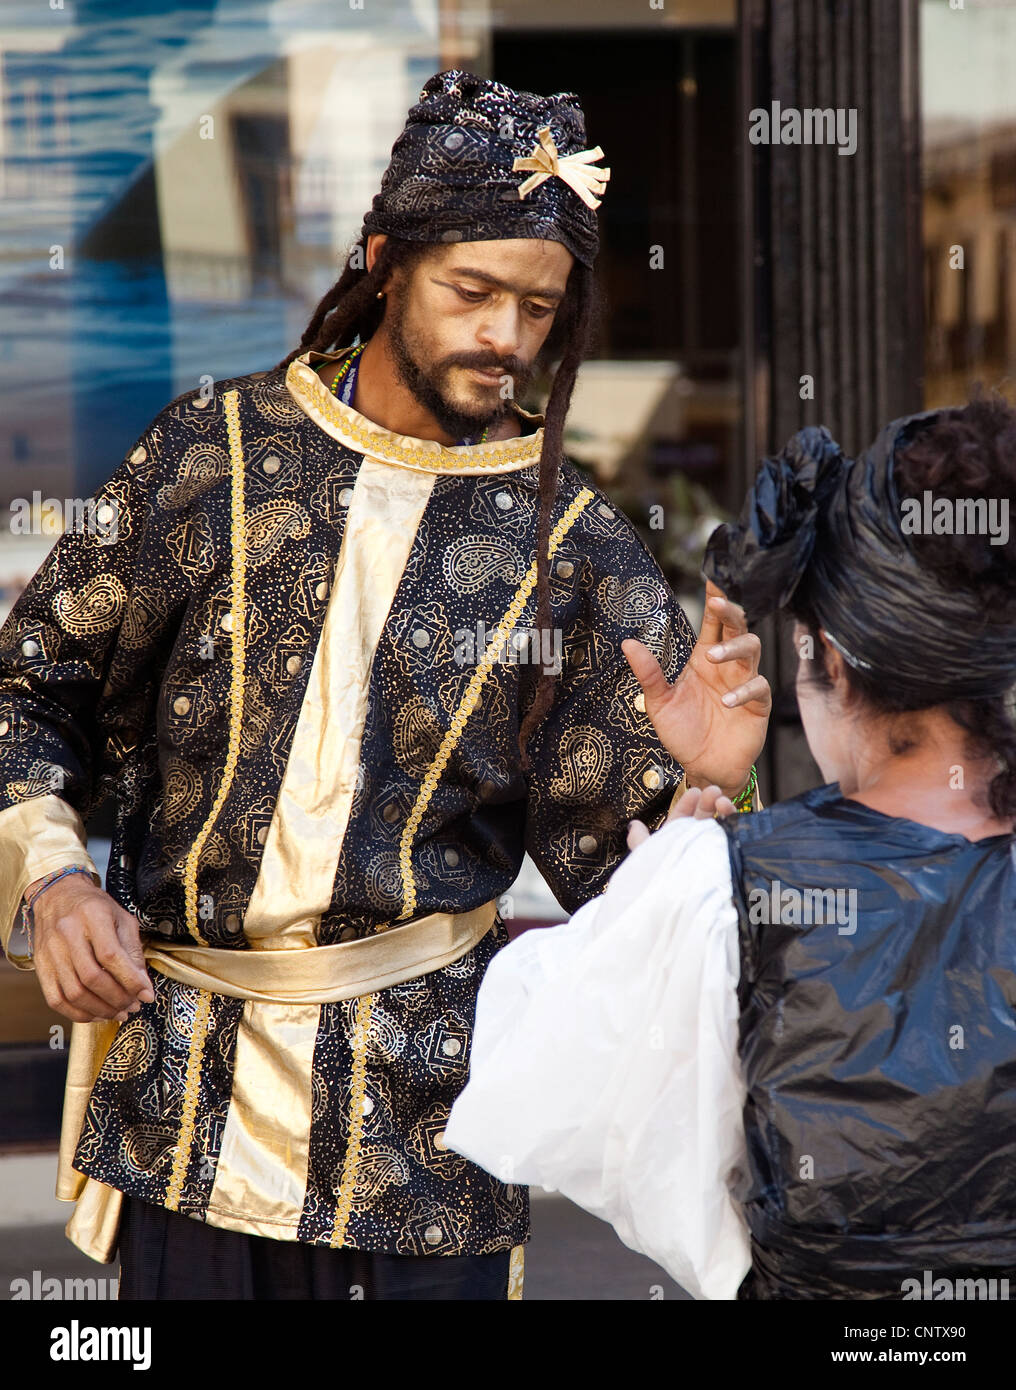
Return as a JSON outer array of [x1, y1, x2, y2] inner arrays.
[[0, 0, 740, 634]]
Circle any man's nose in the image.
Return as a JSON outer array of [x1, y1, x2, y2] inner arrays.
[[475, 302, 523, 363]]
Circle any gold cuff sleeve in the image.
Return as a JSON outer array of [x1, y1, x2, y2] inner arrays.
[[0, 795, 100, 970]]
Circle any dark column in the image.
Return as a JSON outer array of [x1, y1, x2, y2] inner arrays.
[[739, 0, 924, 800]]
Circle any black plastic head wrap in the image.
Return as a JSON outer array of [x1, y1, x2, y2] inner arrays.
[[360, 69, 608, 268], [703, 409, 1016, 701]]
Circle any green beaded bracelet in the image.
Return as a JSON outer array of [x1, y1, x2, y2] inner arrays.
[[733, 764, 758, 813]]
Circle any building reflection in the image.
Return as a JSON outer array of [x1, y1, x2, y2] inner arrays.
[[0, 0, 741, 625], [921, 0, 1016, 409]]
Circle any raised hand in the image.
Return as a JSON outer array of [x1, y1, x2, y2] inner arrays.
[[622, 580, 771, 801]]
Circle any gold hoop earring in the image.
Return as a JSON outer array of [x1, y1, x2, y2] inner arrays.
[[376, 290, 385, 299]]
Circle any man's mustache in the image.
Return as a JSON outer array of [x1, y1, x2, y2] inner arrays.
[[444, 356, 529, 378]]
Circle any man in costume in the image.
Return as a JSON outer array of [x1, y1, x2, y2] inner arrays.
[[0, 70, 769, 1300]]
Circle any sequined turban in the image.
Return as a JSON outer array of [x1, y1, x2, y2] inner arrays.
[[360, 69, 610, 268]]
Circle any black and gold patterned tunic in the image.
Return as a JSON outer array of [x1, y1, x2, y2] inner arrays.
[[0, 346, 695, 1264]]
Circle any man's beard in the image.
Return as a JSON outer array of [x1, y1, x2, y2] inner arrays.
[[383, 294, 532, 441]]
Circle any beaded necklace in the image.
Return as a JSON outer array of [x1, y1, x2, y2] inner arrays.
[[328, 343, 491, 446]]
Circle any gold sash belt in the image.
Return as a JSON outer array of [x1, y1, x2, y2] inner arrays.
[[144, 899, 499, 1002], [58, 900, 499, 1262]]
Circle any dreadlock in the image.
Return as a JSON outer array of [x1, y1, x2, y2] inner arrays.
[[515, 258, 597, 771], [278, 234, 601, 773], [276, 235, 433, 369]]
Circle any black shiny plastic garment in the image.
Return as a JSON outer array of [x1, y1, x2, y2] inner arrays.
[[720, 782, 1016, 1300]]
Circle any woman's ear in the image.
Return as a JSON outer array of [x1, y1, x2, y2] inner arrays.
[[818, 630, 849, 693]]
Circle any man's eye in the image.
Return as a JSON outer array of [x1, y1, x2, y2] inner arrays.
[[525, 303, 554, 318], [455, 287, 487, 302]]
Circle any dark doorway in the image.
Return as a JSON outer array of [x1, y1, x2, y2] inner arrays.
[[493, 27, 743, 527]]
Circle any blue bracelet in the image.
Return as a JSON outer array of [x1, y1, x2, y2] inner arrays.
[[21, 865, 97, 953]]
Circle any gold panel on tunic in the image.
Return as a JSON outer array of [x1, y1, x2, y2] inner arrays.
[[242, 457, 436, 947], [57, 1019, 122, 1262], [207, 449, 438, 1234], [206, 1001, 320, 1238], [508, 1243, 525, 1300]]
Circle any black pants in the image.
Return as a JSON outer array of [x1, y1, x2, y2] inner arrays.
[[117, 1196, 515, 1301]]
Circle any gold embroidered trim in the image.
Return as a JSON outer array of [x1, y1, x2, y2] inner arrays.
[[396, 487, 595, 920], [329, 992, 374, 1248], [165, 988, 213, 1211], [508, 1244, 525, 1300], [163, 390, 248, 1210], [181, 388, 249, 945], [285, 357, 546, 476]]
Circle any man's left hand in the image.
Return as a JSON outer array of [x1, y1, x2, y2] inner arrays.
[[622, 579, 772, 801]]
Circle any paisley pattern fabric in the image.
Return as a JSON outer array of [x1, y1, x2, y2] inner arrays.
[[0, 358, 696, 1256]]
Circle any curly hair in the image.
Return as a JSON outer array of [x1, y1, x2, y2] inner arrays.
[[788, 390, 1016, 821]]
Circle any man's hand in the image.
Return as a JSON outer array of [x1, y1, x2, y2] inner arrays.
[[627, 783, 736, 850], [622, 579, 771, 800], [30, 876, 154, 1024]]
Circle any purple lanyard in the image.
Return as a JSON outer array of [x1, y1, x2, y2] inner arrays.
[[339, 353, 482, 446]]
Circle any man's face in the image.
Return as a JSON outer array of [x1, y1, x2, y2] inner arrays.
[[377, 236, 574, 439]]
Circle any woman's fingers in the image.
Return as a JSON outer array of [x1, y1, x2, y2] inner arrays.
[[628, 782, 739, 851], [627, 819, 651, 850], [687, 785, 738, 818], [668, 784, 738, 820]]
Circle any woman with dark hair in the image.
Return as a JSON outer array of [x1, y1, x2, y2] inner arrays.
[[444, 393, 1016, 1300]]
